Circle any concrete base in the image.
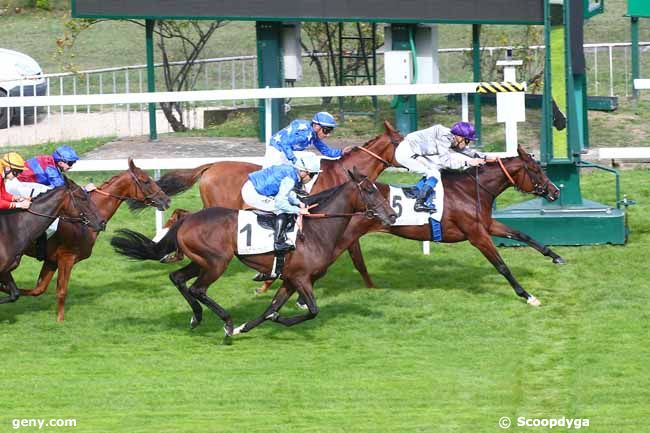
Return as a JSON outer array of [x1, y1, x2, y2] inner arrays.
[[493, 198, 626, 246]]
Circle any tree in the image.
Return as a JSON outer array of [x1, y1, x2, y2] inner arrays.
[[57, 18, 227, 132]]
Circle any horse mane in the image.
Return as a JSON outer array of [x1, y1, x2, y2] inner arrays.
[[301, 182, 348, 210], [98, 171, 127, 190]]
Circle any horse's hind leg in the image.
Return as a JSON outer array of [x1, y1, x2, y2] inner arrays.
[[169, 262, 203, 329], [466, 230, 540, 306], [54, 254, 76, 322], [348, 240, 376, 288], [488, 220, 565, 264], [0, 273, 20, 305], [232, 284, 296, 335], [19, 260, 58, 297], [188, 265, 234, 335]]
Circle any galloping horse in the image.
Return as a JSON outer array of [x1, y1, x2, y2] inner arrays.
[[327, 146, 561, 306], [111, 168, 397, 337], [139, 120, 403, 288], [17, 158, 170, 321], [0, 178, 106, 305]]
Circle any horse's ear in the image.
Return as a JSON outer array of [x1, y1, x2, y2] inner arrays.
[[128, 157, 136, 171], [383, 120, 395, 134], [516, 145, 527, 158]]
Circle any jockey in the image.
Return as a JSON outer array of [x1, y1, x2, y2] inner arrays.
[[394, 121, 495, 213], [263, 111, 354, 167], [242, 153, 322, 281], [18, 144, 96, 192], [0, 152, 31, 210]]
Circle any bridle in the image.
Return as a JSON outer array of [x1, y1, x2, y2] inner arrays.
[[27, 187, 93, 225], [498, 157, 551, 196], [93, 169, 165, 206]]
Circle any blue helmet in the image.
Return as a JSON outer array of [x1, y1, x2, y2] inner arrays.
[[311, 112, 337, 129], [52, 145, 79, 163]]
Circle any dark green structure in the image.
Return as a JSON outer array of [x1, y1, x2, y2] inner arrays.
[[72, 0, 624, 245], [628, 0, 650, 98]]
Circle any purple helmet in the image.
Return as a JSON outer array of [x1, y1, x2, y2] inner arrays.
[[450, 122, 477, 141]]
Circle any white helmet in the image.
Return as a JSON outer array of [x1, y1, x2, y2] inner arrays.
[[294, 153, 322, 173]]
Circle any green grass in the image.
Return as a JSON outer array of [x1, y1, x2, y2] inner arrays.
[[0, 168, 648, 433]]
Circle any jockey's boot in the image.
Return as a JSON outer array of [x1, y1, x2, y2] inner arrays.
[[35, 233, 48, 261], [273, 213, 294, 253], [413, 177, 437, 213]]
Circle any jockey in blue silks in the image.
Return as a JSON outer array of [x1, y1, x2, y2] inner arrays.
[[262, 111, 354, 168], [242, 153, 322, 280], [394, 121, 495, 213]]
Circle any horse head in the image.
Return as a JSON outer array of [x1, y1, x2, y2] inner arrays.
[[514, 146, 560, 202], [62, 177, 107, 231], [347, 166, 397, 226], [126, 158, 171, 211]]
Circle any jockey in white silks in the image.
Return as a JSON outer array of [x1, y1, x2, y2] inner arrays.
[[394, 121, 495, 213]]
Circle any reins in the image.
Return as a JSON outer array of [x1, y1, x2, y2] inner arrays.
[[26, 208, 87, 223], [357, 146, 392, 167]]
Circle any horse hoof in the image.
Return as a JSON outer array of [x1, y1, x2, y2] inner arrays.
[[553, 257, 566, 265], [231, 323, 246, 336], [223, 324, 234, 337], [190, 315, 201, 329], [265, 311, 279, 321], [296, 301, 308, 311], [527, 296, 541, 307], [254, 287, 266, 295]]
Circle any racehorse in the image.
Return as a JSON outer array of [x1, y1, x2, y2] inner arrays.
[[16, 158, 170, 321], [0, 178, 106, 305], [323, 146, 562, 306], [137, 120, 403, 289], [111, 168, 397, 337]]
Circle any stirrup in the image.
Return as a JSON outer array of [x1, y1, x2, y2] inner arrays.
[[252, 272, 278, 282], [414, 202, 436, 213]]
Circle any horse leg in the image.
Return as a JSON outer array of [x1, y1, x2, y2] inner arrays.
[[488, 220, 565, 264], [466, 230, 541, 306], [188, 266, 234, 336], [19, 261, 58, 296], [254, 279, 274, 295], [169, 262, 203, 329], [273, 281, 320, 327], [0, 273, 20, 304], [232, 284, 295, 335], [54, 255, 76, 322], [347, 240, 376, 288]]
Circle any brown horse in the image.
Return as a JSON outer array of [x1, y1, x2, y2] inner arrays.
[[16, 158, 170, 321], [0, 178, 106, 305], [111, 168, 397, 337], [324, 146, 561, 306], [143, 120, 403, 288]]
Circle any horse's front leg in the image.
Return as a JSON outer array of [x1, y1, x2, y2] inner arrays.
[[488, 220, 565, 264], [347, 240, 376, 288], [466, 229, 541, 306], [0, 272, 20, 305], [19, 260, 58, 297], [231, 284, 295, 336], [54, 254, 76, 322], [271, 279, 320, 327]]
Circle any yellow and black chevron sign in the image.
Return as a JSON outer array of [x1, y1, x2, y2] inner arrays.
[[476, 81, 526, 93]]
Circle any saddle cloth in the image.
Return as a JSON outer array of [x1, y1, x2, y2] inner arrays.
[[236, 210, 298, 255], [389, 181, 444, 226]]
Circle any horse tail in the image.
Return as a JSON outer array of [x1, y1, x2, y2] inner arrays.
[[110, 223, 180, 261], [128, 163, 214, 211]]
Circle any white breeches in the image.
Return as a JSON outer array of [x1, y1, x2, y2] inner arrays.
[[395, 141, 442, 179], [262, 146, 291, 168], [241, 180, 278, 213]]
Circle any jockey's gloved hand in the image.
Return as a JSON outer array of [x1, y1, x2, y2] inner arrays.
[[13, 200, 30, 209]]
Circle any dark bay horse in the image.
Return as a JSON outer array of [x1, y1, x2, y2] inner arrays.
[[16, 159, 170, 321], [0, 178, 106, 305], [141, 120, 403, 289], [325, 146, 562, 306], [111, 168, 397, 337]]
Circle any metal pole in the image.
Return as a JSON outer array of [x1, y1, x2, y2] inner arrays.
[[472, 24, 482, 146], [631, 16, 640, 99], [146, 19, 158, 140]]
